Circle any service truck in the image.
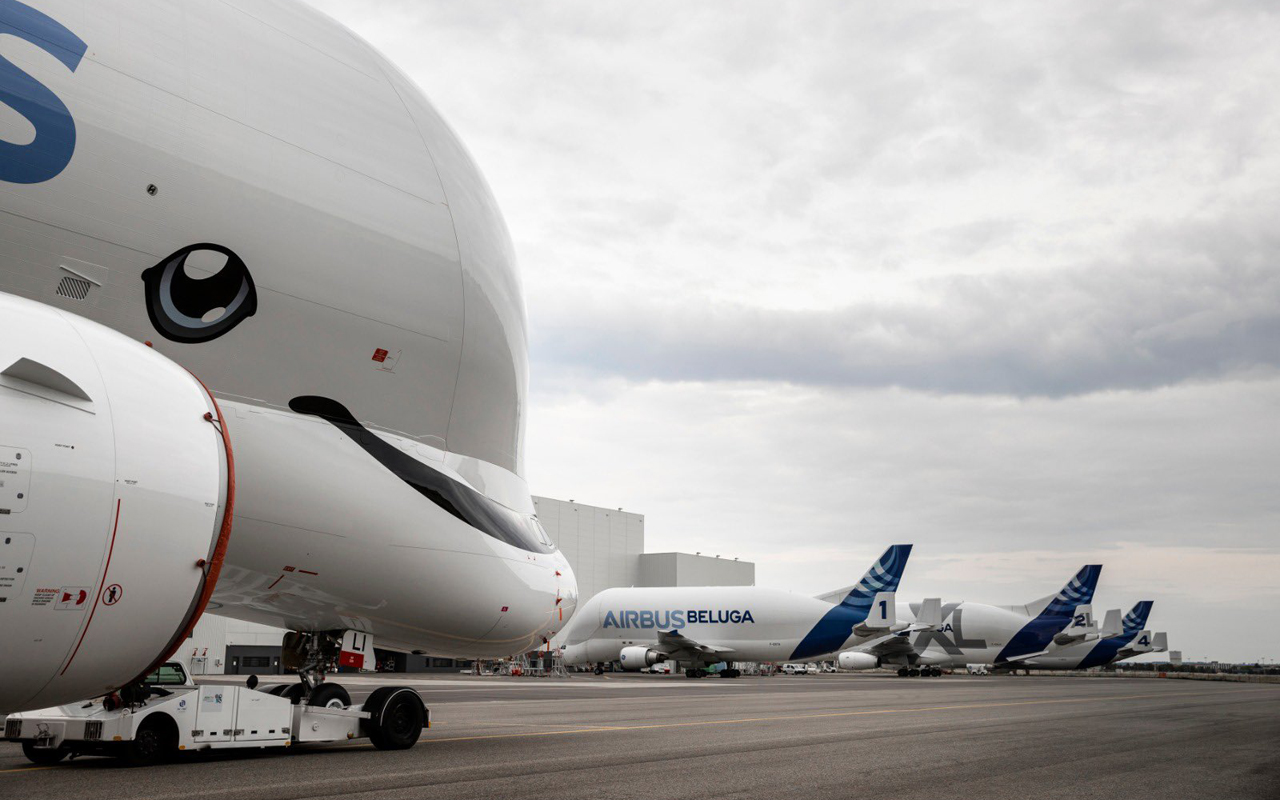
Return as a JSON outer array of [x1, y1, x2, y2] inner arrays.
[[3, 663, 427, 766]]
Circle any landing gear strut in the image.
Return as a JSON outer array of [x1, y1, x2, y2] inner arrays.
[[279, 630, 353, 706]]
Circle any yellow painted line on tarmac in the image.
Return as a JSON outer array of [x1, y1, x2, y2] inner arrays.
[[0, 766, 54, 775]]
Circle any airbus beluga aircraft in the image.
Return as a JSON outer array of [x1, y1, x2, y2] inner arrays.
[[1014, 601, 1160, 671], [560, 545, 928, 676], [837, 565, 1103, 676], [0, 0, 576, 715]]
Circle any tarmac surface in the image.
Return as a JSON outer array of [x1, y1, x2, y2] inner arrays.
[[2, 673, 1277, 800]]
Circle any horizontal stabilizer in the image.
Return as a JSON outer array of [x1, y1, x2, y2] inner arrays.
[[1152, 632, 1168, 653], [854, 592, 896, 637], [916, 597, 942, 628], [1099, 608, 1122, 638], [1052, 604, 1097, 646], [1134, 631, 1154, 652]]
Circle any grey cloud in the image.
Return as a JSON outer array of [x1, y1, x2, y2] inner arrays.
[[531, 216, 1280, 397]]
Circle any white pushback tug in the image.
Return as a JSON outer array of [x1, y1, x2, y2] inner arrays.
[[4, 660, 427, 766]]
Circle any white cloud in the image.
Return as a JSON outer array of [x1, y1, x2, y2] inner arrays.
[[307, 0, 1280, 662]]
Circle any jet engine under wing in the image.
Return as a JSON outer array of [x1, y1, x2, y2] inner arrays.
[[652, 630, 736, 662]]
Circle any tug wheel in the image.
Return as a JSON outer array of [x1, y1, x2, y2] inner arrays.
[[21, 742, 68, 766]]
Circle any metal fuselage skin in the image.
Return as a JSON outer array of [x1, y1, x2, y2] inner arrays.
[[898, 602, 1055, 667], [560, 587, 883, 666], [0, 0, 576, 673]]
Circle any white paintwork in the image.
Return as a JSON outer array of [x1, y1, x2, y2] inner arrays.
[[839, 566, 1104, 671], [560, 545, 915, 670], [837, 651, 879, 670], [4, 664, 415, 753], [0, 294, 228, 713], [0, 0, 576, 713]]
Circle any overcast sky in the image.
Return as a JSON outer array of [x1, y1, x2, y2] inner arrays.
[[308, 1, 1280, 663]]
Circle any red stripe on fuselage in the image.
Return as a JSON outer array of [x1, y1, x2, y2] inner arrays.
[[61, 499, 122, 676]]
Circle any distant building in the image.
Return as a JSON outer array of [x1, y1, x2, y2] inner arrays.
[[637, 552, 755, 588], [186, 496, 755, 674]]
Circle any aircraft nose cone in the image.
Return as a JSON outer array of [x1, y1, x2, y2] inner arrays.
[[556, 557, 579, 625]]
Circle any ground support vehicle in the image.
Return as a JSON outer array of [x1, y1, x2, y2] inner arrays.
[[3, 663, 427, 766]]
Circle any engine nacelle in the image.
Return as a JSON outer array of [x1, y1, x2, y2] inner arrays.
[[837, 651, 880, 671], [619, 646, 667, 670], [0, 293, 232, 714]]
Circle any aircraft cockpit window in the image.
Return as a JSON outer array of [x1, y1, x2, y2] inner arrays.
[[529, 518, 553, 547]]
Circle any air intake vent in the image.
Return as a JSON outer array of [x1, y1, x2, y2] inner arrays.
[[82, 720, 103, 741], [4, 718, 20, 739], [56, 275, 92, 300]]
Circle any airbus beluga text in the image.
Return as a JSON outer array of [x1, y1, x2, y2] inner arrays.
[[561, 545, 924, 677], [0, 0, 576, 717]]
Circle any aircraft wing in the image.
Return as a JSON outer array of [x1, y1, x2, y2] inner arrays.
[[1002, 649, 1050, 663], [653, 630, 735, 660], [858, 631, 920, 659]]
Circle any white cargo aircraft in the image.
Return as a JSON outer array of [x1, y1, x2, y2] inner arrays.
[[837, 565, 1103, 676], [0, 0, 577, 716], [1015, 602, 1161, 670], [561, 545, 928, 677]]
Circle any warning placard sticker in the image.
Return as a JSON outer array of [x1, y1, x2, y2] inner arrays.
[[0, 446, 31, 514], [55, 586, 89, 609], [371, 347, 401, 372]]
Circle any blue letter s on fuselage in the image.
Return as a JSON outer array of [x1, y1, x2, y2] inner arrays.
[[0, 0, 86, 184]]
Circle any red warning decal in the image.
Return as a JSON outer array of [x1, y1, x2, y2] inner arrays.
[[102, 583, 123, 606], [55, 586, 89, 609], [371, 347, 401, 372]]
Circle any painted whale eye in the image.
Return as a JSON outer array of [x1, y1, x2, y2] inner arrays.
[[141, 244, 257, 343]]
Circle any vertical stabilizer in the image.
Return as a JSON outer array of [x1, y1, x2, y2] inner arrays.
[[996, 565, 1103, 663], [792, 544, 913, 660], [1039, 565, 1102, 617], [1121, 601, 1154, 638], [1098, 608, 1122, 638]]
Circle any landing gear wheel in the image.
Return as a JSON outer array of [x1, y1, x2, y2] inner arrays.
[[121, 716, 177, 767], [721, 668, 740, 678], [21, 742, 68, 766], [932, 668, 944, 677], [281, 682, 307, 705], [364, 687, 425, 750], [268, 684, 289, 696], [908, 668, 920, 677], [308, 683, 351, 709], [897, 667, 909, 677]]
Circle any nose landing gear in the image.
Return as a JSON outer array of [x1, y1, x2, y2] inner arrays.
[[273, 630, 426, 749]]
